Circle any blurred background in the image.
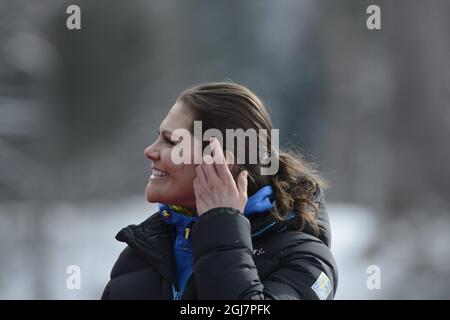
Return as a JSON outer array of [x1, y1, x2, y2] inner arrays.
[[1, 0, 449, 299]]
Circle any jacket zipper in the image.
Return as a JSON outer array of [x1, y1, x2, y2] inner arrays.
[[173, 226, 193, 299], [173, 270, 193, 300], [172, 217, 286, 299]]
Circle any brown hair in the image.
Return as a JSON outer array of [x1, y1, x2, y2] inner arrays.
[[177, 81, 327, 235]]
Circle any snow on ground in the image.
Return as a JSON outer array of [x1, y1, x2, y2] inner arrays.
[[328, 203, 382, 299], [0, 197, 154, 299]]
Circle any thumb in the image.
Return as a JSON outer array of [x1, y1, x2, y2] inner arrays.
[[237, 170, 248, 195]]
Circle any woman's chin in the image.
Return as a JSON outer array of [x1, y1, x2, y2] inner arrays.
[[145, 186, 161, 203]]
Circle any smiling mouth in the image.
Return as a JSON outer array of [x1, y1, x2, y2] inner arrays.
[[150, 169, 168, 179]]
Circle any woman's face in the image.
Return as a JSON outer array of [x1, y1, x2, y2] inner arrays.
[[144, 101, 198, 209]]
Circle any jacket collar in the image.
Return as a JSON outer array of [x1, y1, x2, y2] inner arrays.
[[157, 184, 275, 237], [115, 213, 177, 283], [114, 185, 332, 283], [115, 210, 280, 283]]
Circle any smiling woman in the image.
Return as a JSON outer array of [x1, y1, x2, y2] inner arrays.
[[101, 82, 338, 300]]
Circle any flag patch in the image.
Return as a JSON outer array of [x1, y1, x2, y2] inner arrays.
[[311, 272, 332, 300]]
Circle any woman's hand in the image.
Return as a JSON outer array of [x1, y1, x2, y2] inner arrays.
[[193, 138, 248, 216]]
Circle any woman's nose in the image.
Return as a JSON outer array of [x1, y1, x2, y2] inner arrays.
[[144, 143, 159, 161]]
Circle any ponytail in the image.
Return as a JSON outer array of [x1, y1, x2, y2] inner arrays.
[[269, 150, 328, 236]]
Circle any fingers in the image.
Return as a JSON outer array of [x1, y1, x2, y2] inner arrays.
[[224, 150, 234, 166], [237, 170, 248, 196], [195, 164, 208, 185], [193, 166, 207, 201], [201, 154, 220, 184], [208, 138, 234, 181]]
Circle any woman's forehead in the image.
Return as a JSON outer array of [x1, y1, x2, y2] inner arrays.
[[160, 102, 193, 132]]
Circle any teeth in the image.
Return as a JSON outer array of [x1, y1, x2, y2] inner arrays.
[[152, 169, 167, 177]]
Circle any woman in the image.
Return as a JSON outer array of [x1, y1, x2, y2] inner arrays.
[[101, 82, 338, 300]]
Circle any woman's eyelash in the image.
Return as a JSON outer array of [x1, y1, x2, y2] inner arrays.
[[157, 131, 175, 145], [164, 136, 175, 145]]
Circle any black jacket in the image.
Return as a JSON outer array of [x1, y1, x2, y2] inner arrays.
[[101, 188, 338, 300]]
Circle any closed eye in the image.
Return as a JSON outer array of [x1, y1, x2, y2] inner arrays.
[[158, 130, 176, 145], [164, 136, 175, 145], [158, 130, 177, 146]]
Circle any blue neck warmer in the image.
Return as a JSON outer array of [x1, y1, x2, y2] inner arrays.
[[158, 184, 275, 298]]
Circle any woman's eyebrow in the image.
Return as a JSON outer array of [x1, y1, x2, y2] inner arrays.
[[161, 130, 183, 141], [158, 129, 172, 136]]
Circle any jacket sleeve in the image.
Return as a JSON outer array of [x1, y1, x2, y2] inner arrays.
[[101, 281, 111, 300], [191, 208, 337, 300]]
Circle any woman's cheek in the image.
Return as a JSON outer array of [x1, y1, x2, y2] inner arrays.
[[161, 149, 175, 170]]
